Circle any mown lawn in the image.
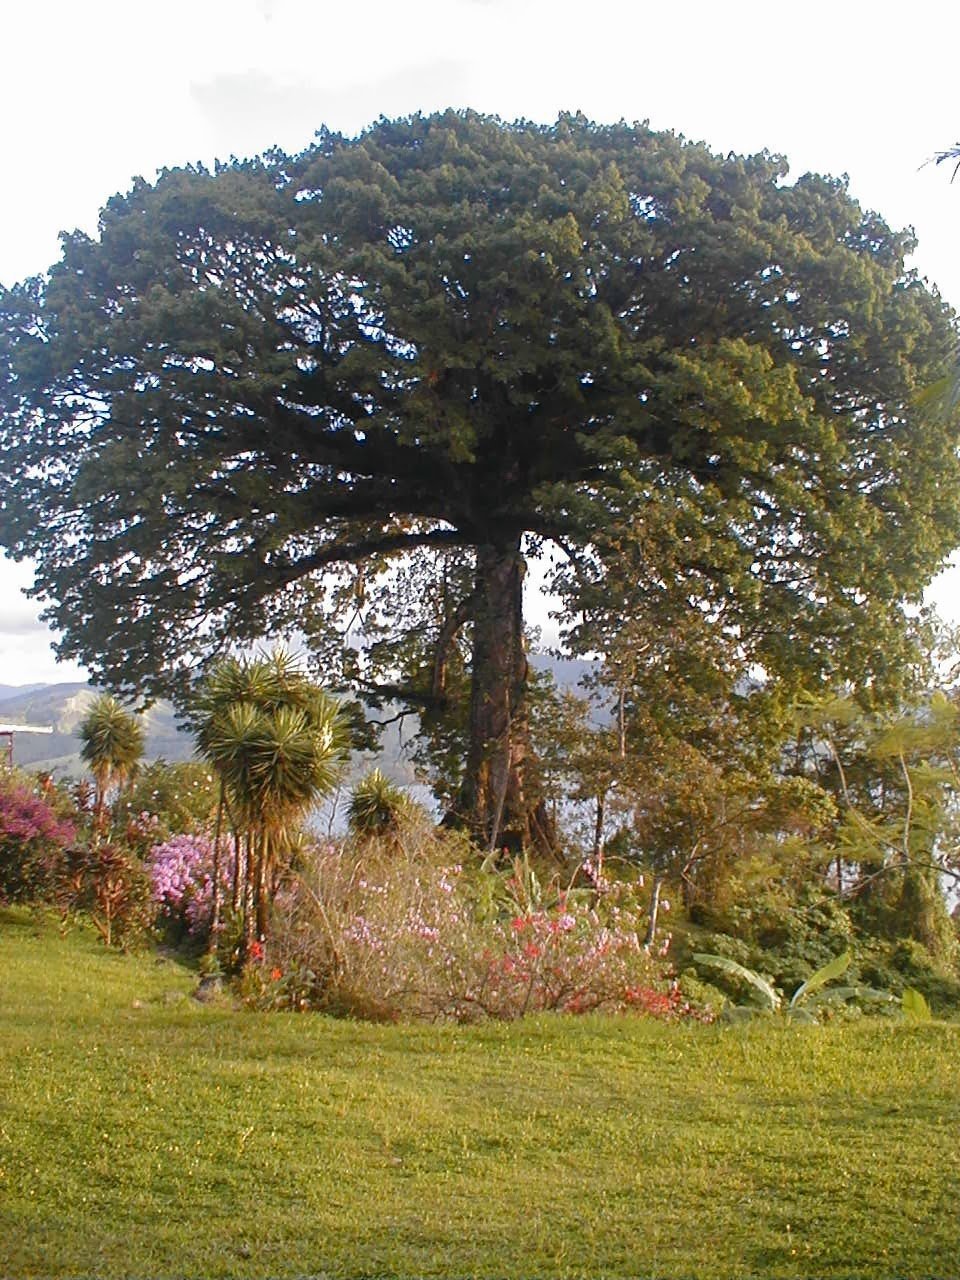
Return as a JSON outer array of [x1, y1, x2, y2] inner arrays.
[[1, 907, 958, 1279]]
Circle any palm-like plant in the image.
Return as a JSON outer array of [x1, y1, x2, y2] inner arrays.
[[348, 769, 416, 843], [78, 694, 145, 823], [193, 651, 349, 947]]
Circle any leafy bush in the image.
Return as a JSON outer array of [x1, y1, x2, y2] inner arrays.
[[117, 761, 220, 843], [0, 772, 76, 901], [52, 843, 153, 949], [347, 770, 421, 842], [676, 876, 870, 1001], [251, 830, 704, 1023], [855, 937, 960, 1015]]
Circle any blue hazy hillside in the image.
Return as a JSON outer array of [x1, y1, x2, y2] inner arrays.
[[1, 655, 596, 778]]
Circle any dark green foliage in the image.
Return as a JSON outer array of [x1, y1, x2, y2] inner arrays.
[[685, 889, 855, 998], [2, 112, 958, 845], [679, 874, 960, 1017], [856, 937, 960, 1014]]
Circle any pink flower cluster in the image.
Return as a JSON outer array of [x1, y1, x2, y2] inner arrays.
[[0, 783, 75, 850], [278, 851, 693, 1022], [148, 834, 231, 935], [479, 904, 653, 1017]]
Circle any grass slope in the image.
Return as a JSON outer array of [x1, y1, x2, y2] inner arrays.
[[1, 909, 958, 1280]]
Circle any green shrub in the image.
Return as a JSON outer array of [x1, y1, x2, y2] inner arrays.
[[856, 937, 960, 1016], [117, 760, 219, 844]]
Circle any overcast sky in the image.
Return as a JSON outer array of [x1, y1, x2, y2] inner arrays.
[[2, 0, 959, 684]]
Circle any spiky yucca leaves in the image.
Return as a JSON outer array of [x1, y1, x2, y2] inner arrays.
[[208, 701, 345, 835], [192, 651, 350, 945], [348, 770, 418, 843], [78, 694, 144, 820]]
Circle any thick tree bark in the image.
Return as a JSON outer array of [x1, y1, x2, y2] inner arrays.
[[459, 540, 554, 854]]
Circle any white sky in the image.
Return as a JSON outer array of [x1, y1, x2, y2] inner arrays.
[[2, 0, 959, 684]]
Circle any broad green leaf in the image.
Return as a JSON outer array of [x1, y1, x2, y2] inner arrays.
[[790, 950, 851, 1008], [693, 954, 781, 1011], [901, 988, 933, 1022]]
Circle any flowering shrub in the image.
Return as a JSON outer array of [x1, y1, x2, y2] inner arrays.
[[0, 773, 76, 901], [257, 831, 707, 1023], [148, 833, 232, 939], [120, 810, 162, 859]]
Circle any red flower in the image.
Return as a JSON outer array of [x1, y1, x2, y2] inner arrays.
[[249, 940, 265, 962], [270, 967, 283, 981]]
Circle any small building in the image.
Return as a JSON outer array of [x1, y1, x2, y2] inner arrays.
[[0, 723, 54, 769]]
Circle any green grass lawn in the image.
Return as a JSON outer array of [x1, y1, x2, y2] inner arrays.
[[1, 907, 958, 1279]]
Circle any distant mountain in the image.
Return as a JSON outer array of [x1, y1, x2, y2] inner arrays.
[[0, 683, 49, 701], [2, 683, 193, 774], [3, 658, 598, 779]]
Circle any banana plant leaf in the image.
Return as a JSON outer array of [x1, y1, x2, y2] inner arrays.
[[901, 987, 933, 1022], [789, 950, 852, 1009], [692, 954, 781, 1011]]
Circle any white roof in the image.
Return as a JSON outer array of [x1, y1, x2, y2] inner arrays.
[[0, 723, 54, 734]]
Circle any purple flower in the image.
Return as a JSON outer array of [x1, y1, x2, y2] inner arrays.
[[148, 834, 231, 934]]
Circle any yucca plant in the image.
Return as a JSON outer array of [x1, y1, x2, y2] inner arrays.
[[347, 770, 416, 843], [78, 694, 145, 824], [192, 650, 350, 949]]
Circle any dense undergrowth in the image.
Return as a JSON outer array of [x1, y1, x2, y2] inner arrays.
[[3, 759, 960, 1025]]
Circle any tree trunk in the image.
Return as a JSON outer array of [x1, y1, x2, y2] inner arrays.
[[208, 780, 225, 954], [231, 831, 243, 914], [242, 832, 256, 952], [459, 540, 554, 854], [644, 875, 664, 949], [592, 791, 606, 867], [255, 831, 269, 942]]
